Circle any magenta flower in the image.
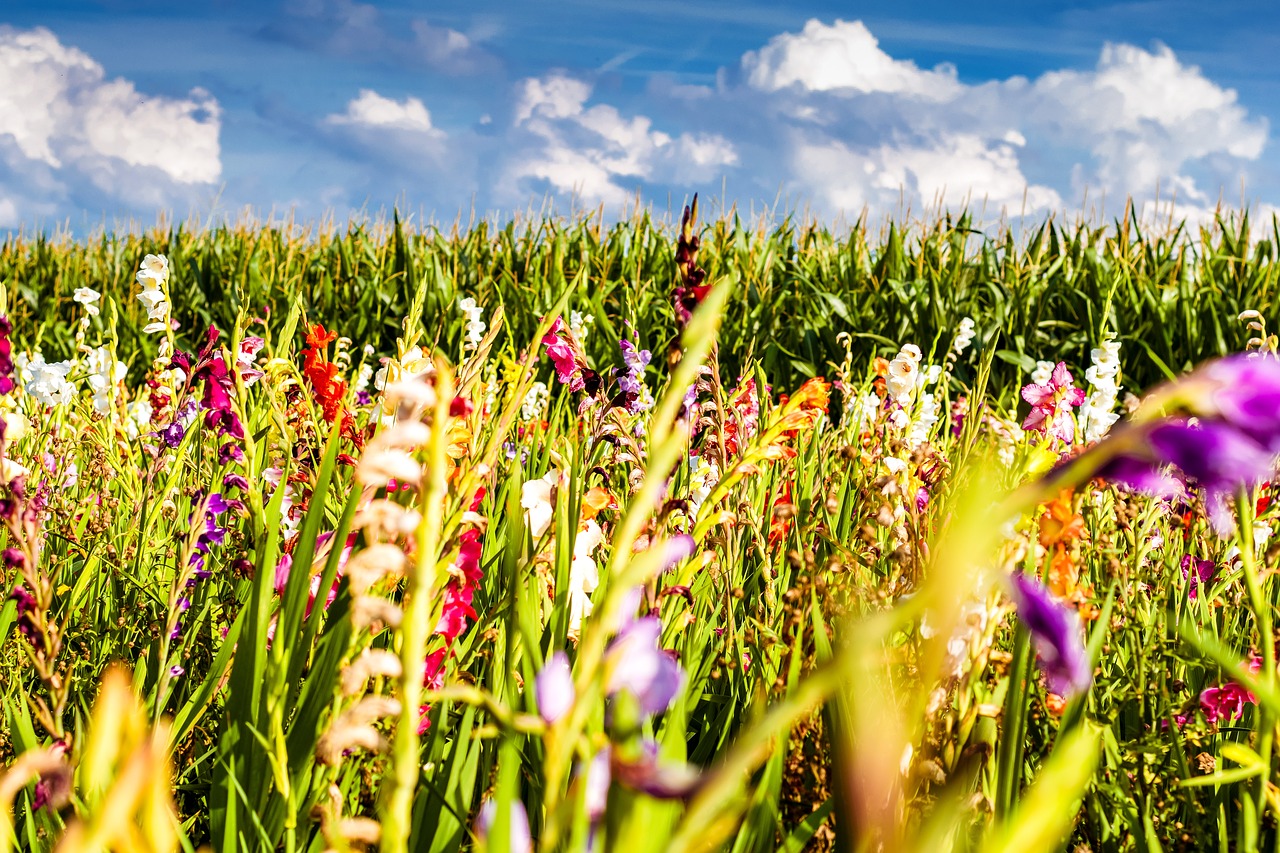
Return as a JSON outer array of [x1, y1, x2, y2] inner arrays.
[[0, 316, 13, 396], [1022, 362, 1085, 444], [1008, 572, 1091, 696], [543, 317, 585, 392], [1181, 554, 1217, 600], [1201, 682, 1255, 723]]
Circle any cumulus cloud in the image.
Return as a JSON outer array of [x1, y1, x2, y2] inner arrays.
[[659, 18, 1270, 221], [0, 25, 221, 225], [501, 73, 738, 207], [742, 19, 962, 101], [326, 90, 442, 136]]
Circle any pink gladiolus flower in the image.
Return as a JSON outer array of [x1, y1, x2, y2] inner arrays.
[[1022, 362, 1085, 444], [1200, 656, 1263, 723], [542, 317, 585, 392]]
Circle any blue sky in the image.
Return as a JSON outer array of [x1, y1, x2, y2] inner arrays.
[[1, 0, 1278, 232]]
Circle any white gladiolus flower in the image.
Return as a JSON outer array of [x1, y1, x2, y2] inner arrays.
[[17, 352, 76, 407], [73, 287, 101, 316], [1031, 360, 1054, 385], [125, 399, 153, 440], [951, 317, 976, 356], [458, 297, 486, 349], [568, 519, 604, 634], [522, 471, 560, 539], [521, 382, 549, 421], [135, 254, 171, 334], [569, 310, 594, 342]]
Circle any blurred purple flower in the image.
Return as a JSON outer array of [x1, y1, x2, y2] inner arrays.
[[611, 739, 701, 800], [1008, 572, 1091, 696], [474, 799, 532, 853], [661, 535, 696, 572], [583, 747, 611, 822], [606, 617, 684, 717], [1197, 355, 1280, 453], [536, 651, 574, 724]]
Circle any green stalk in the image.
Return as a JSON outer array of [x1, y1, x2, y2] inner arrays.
[[381, 364, 454, 853], [995, 623, 1033, 820], [1237, 487, 1273, 853]]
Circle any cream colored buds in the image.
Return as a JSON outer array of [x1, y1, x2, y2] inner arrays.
[[351, 596, 403, 630], [356, 421, 431, 487], [354, 498, 423, 540], [316, 697, 402, 765], [346, 543, 407, 594], [341, 649, 403, 696]]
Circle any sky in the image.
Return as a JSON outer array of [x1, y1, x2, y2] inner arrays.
[[1, 0, 1279, 233]]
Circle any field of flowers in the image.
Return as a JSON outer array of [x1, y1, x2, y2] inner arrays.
[[2, 203, 1280, 852]]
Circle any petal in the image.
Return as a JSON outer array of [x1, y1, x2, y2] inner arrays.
[[536, 651, 575, 724]]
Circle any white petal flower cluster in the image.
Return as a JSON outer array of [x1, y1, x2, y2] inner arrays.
[[15, 352, 76, 408], [951, 317, 976, 357], [1079, 339, 1122, 443], [688, 455, 719, 516], [886, 344, 943, 444], [125, 399, 153, 440], [569, 310, 594, 343], [521, 381, 549, 421], [84, 346, 127, 414], [135, 254, 171, 334], [458, 297, 486, 350], [886, 344, 922, 411], [374, 346, 431, 392], [1031, 360, 1054, 385]]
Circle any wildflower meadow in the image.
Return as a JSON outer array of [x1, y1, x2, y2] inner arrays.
[[5, 201, 1280, 852]]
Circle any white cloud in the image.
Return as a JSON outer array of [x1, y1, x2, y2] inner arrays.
[[503, 73, 738, 207], [326, 90, 442, 135], [687, 19, 1271, 221], [742, 19, 962, 101], [0, 26, 221, 223]]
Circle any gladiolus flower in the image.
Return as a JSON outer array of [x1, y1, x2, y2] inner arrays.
[[1008, 572, 1091, 696], [536, 651, 574, 723], [1022, 362, 1085, 444]]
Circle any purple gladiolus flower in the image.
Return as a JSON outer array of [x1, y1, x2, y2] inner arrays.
[[474, 800, 532, 853], [583, 747, 611, 822], [611, 739, 702, 800], [1082, 355, 1280, 535], [1181, 554, 1217, 600], [1008, 572, 1091, 696], [1196, 355, 1280, 453], [661, 535, 696, 572], [536, 651, 574, 723], [606, 617, 684, 716]]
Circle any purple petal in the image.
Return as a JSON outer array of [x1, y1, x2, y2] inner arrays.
[[583, 747, 611, 822], [661, 535, 696, 571], [536, 651, 574, 723], [611, 740, 701, 800], [1008, 572, 1091, 696], [606, 617, 685, 716], [474, 800, 532, 853]]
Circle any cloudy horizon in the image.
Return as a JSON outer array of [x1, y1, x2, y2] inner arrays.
[[2, 1, 1277, 233]]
